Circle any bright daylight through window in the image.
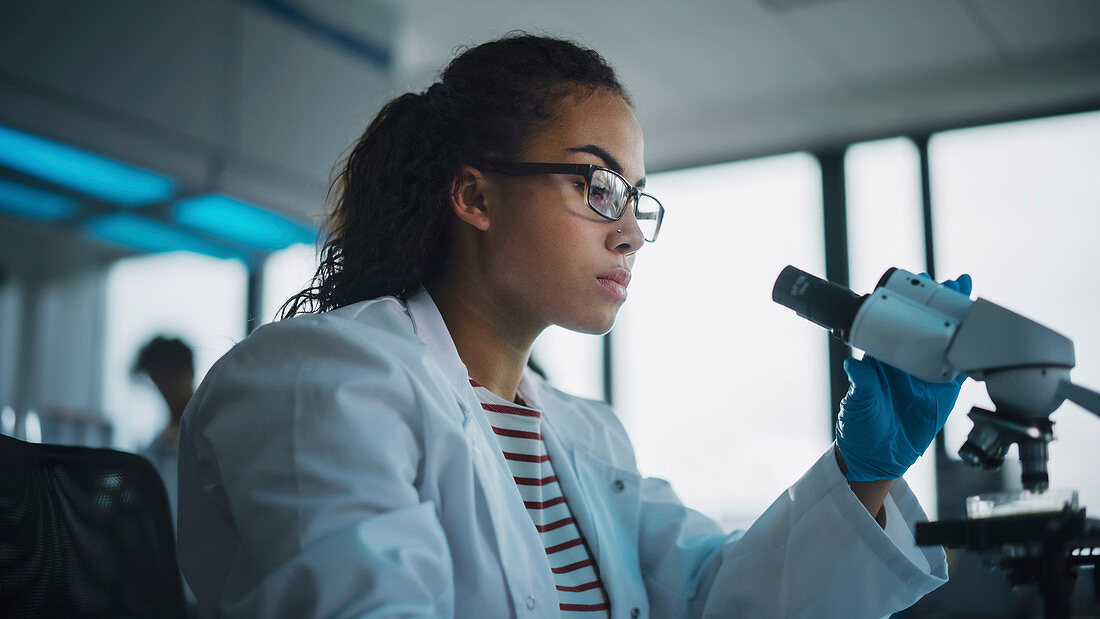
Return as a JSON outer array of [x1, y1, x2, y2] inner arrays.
[[931, 110, 1100, 513], [844, 137, 938, 517], [103, 252, 246, 451], [614, 153, 830, 530]]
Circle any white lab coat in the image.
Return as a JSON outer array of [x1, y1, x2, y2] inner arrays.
[[177, 288, 948, 618]]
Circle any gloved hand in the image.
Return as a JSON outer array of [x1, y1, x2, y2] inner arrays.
[[836, 273, 973, 481]]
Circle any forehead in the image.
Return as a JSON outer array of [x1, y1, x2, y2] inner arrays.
[[521, 88, 645, 183]]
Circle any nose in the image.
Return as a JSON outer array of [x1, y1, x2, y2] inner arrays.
[[607, 200, 645, 254]]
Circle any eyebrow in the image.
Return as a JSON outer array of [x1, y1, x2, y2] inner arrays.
[[567, 144, 646, 189]]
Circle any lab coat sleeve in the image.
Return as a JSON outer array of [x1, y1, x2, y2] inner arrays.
[[177, 317, 454, 618], [637, 446, 948, 618]]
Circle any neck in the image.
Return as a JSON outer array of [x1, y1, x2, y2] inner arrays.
[[427, 274, 543, 403], [167, 399, 189, 432]]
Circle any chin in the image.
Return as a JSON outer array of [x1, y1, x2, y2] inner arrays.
[[554, 304, 620, 336]]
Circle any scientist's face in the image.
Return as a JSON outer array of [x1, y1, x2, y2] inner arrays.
[[480, 87, 646, 335]]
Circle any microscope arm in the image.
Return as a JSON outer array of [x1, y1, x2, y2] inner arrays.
[[1058, 379, 1100, 419]]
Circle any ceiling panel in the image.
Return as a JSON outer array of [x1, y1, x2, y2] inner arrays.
[[969, 0, 1100, 58], [0, 0, 229, 145], [236, 6, 392, 186], [781, 0, 1001, 82], [286, 0, 399, 53]]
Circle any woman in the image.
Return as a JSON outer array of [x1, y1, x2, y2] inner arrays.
[[178, 34, 962, 617]]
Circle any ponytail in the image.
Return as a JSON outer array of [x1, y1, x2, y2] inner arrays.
[[280, 33, 629, 318]]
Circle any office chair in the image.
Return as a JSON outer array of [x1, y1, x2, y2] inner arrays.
[[0, 433, 186, 618]]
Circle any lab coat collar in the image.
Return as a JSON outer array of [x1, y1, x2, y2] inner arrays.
[[404, 287, 471, 390], [403, 287, 566, 436]]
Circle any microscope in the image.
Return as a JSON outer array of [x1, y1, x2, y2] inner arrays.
[[772, 265, 1100, 619]]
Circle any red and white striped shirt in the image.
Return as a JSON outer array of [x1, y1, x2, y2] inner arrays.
[[470, 379, 611, 617]]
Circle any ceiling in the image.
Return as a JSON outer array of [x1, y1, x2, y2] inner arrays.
[[380, 0, 1100, 170], [0, 0, 1097, 247]]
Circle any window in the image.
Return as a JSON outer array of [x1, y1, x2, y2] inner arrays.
[[613, 153, 830, 530], [532, 327, 605, 402], [845, 137, 938, 517], [262, 242, 319, 325], [103, 251, 247, 450], [930, 111, 1100, 510]]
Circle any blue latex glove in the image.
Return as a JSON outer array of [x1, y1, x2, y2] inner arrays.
[[836, 273, 973, 481]]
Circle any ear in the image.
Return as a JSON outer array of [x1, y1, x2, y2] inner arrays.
[[449, 165, 492, 232]]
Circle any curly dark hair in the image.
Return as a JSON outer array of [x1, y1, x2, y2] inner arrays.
[[279, 33, 630, 317]]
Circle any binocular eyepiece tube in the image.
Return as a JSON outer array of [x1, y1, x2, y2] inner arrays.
[[771, 265, 867, 342]]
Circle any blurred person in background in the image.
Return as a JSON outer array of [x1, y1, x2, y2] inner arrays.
[[177, 34, 965, 617], [132, 334, 199, 614], [132, 334, 194, 520]]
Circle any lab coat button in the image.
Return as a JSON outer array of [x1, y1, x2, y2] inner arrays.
[[631, 608, 641, 618], [525, 595, 536, 610], [612, 479, 625, 492]]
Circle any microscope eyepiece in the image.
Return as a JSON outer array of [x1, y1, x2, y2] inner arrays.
[[772, 266, 864, 341]]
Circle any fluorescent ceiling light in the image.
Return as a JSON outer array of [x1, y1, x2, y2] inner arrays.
[[0, 178, 78, 220], [86, 213, 241, 260], [174, 194, 316, 251], [0, 125, 176, 206]]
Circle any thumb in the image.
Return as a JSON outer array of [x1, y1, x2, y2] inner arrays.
[[842, 357, 879, 407]]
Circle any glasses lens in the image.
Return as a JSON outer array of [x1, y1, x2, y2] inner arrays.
[[636, 194, 664, 242], [588, 168, 629, 219]]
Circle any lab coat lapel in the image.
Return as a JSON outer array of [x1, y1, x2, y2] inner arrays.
[[404, 289, 558, 611], [530, 374, 648, 618], [540, 415, 603, 565], [518, 373, 608, 572]]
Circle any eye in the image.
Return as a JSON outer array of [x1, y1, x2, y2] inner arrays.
[[589, 185, 611, 204]]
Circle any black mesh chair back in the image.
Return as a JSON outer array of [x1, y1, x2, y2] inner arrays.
[[0, 433, 186, 618]]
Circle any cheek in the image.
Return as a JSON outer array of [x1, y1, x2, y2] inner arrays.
[[481, 186, 623, 333], [491, 196, 600, 293]]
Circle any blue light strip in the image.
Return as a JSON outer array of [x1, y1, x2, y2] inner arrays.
[[174, 194, 316, 251], [0, 125, 176, 206], [86, 213, 242, 260], [0, 178, 78, 220]]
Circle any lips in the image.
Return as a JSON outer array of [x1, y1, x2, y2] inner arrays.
[[597, 268, 631, 286], [596, 268, 631, 301]]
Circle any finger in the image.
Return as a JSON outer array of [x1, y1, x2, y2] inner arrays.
[[940, 274, 972, 296]]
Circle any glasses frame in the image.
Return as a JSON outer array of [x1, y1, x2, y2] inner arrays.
[[484, 162, 664, 242]]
